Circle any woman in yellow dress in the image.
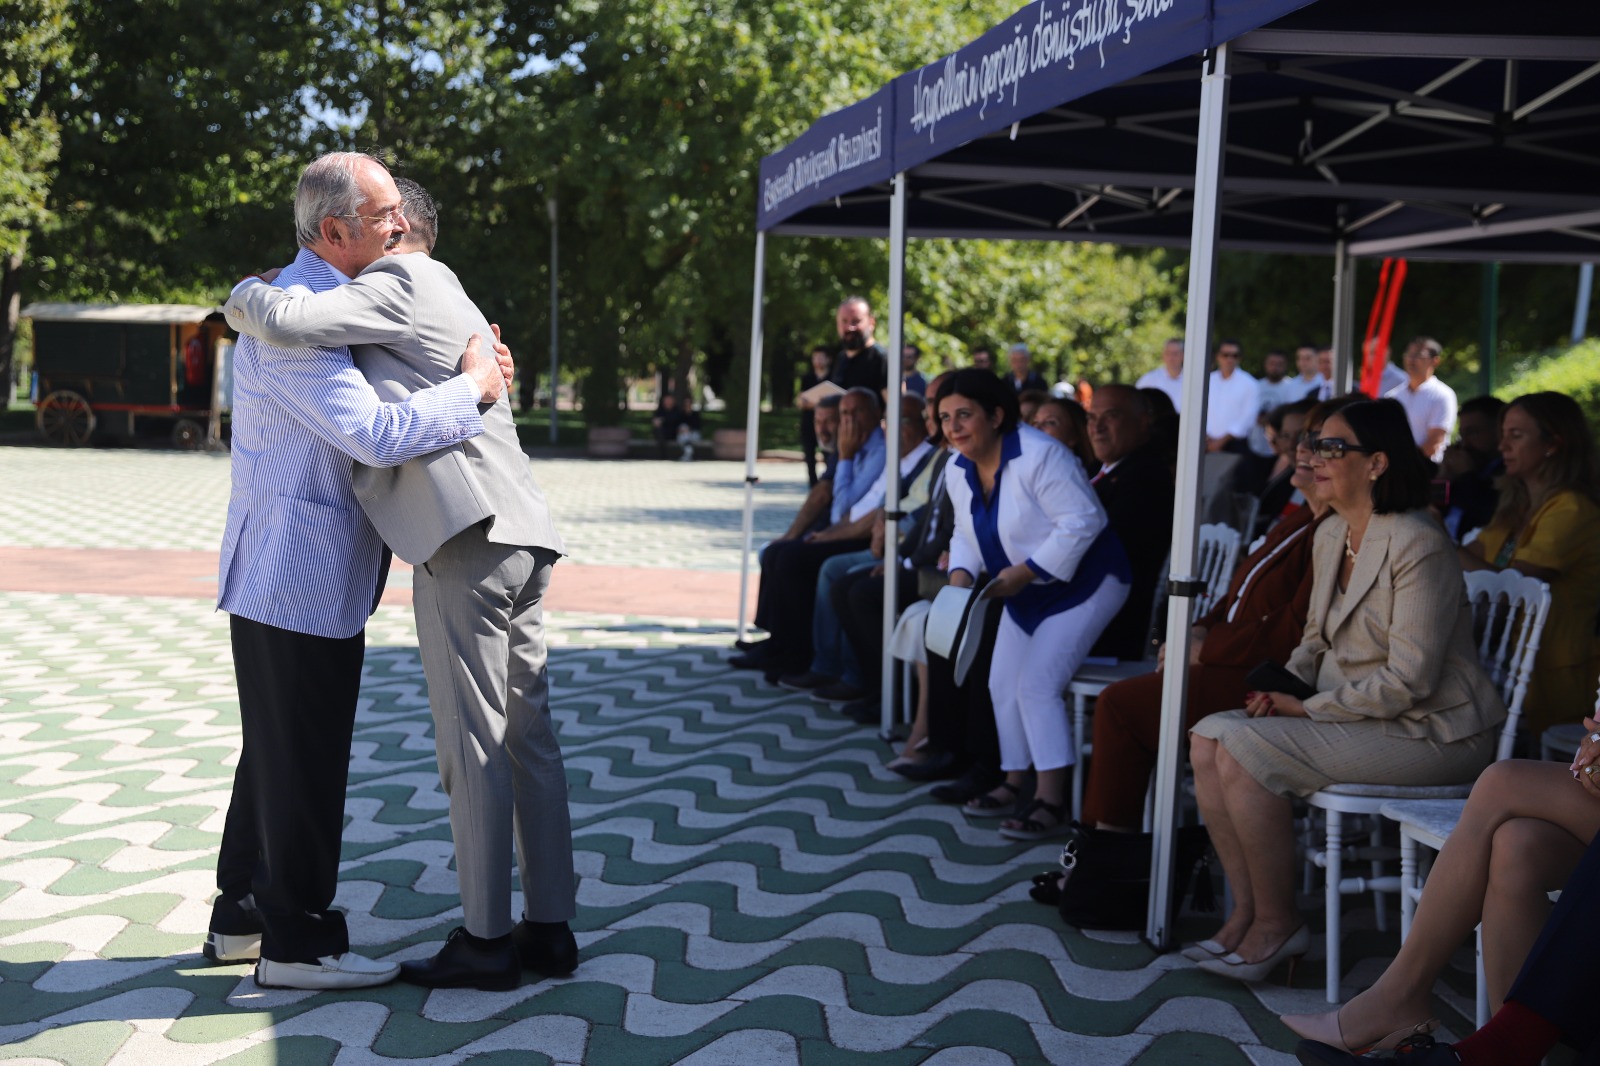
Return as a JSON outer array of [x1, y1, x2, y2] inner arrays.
[[1460, 391, 1600, 739]]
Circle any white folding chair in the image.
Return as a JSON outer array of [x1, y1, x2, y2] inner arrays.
[[1310, 570, 1551, 1003], [1067, 524, 1240, 821]]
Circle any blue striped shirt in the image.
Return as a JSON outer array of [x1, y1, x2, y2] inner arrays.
[[217, 247, 486, 638]]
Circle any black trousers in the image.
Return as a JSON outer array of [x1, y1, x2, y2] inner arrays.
[[1507, 826, 1600, 1060], [753, 536, 870, 675], [835, 566, 918, 695], [218, 615, 365, 963], [925, 602, 1004, 770]]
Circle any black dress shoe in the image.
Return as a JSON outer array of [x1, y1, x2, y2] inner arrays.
[[815, 681, 869, 703], [733, 637, 769, 652], [1296, 1035, 1460, 1066], [400, 927, 520, 991], [204, 893, 264, 963], [512, 918, 579, 977], [843, 699, 884, 725], [778, 671, 835, 691], [895, 750, 959, 781], [728, 651, 773, 671]]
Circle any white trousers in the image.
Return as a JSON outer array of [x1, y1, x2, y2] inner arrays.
[[988, 578, 1129, 773]]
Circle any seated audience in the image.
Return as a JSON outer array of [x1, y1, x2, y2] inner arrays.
[[1030, 396, 1096, 474], [1075, 397, 1350, 836], [673, 399, 703, 461], [1188, 399, 1505, 983], [1458, 391, 1600, 739], [1087, 385, 1176, 661], [1438, 394, 1506, 542], [1205, 339, 1259, 458], [767, 394, 841, 545], [732, 388, 885, 679], [1256, 398, 1317, 535], [1139, 386, 1180, 470], [1285, 725, 1600, 1062], [941, 370, 1131, 840], [1018, 388, 1051, 428], [652, 393, 686, 457], [782, 394, 934, 700]]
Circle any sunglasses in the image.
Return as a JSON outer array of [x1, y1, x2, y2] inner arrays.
[[1310, 436, 1378, 460]]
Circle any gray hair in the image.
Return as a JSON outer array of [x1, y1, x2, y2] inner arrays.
[[294, 152, 382, 246]]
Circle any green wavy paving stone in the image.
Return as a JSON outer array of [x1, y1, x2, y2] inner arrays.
[[441, 1050, 557, 1066], [369, 1010, 507, 1058], [1132, 1031, 1258, 1064], [915, 1011, 1047, 1061], [212, 1036, 338, 1066], [797, 1041, 934, 1066], [0, 1019, 130, 1066]]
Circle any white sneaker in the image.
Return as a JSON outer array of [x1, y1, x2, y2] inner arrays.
[[255, 952, 401, 990], [204, 930, 263, 963]]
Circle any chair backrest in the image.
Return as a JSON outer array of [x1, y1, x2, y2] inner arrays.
[[1231, 491, 1262, 544], [1463, 569, 1553, 761], [1193, 522, 1242, 621]]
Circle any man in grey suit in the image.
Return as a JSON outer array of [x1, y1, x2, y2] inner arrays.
[[225, 177, 578, 991]]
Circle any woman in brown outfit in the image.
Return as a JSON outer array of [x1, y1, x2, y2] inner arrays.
[[1079, 397, 1353, 830]]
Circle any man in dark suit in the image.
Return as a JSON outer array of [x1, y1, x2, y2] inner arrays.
[[1086, 384, 1175, 660]]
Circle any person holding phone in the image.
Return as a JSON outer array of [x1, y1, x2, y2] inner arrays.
[[938, 370, 1131, 840], [1186, 399, 1506, 988]]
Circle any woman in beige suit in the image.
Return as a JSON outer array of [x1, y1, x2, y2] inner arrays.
[[1187, 399, 1506, 991]]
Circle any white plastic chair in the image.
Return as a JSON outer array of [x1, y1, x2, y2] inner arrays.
[[1067, 523, 1240, 820], [1311, 570, 1551, 1003]]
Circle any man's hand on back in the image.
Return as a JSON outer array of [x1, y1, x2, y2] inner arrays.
[[460, 333, 507, 403], [489, 323, 515, 392]]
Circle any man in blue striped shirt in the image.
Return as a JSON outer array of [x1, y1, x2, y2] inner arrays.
[[207, 152, 512, 991]]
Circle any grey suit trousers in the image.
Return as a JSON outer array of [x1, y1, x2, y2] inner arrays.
[[412, 524, 576, 937]]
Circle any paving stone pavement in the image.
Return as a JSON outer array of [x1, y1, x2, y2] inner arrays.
[[0, 447, 810, 570], [0, 447, 1486, 1065]]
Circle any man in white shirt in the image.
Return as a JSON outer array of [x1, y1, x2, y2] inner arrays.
[[1205, 339, 1258, 454], [1368, 340, 1409, 397], [1315, 346, 1337, 399], [1249, 349, 1307, 459], [1293, 343, 1325, 399], [1135, 337, 1186, 412], [1385, 336, 1457, 463]]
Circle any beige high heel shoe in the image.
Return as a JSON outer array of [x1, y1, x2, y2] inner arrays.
[[1279, 1008, 1438, 1055], [1194, 925, 1311, 984], [1178, 938, 1228, 963]]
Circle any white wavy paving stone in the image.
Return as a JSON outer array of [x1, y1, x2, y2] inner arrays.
[[673, 1030, 800, 1066]]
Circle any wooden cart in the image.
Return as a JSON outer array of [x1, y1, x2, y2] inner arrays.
[[23, 303, 234, 448]]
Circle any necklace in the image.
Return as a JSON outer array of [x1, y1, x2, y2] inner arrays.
[[1344, 530, 1358, 562]]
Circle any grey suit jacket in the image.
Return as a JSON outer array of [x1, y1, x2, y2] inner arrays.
[[1287, 509, 1505, 744], [225, 254, 564, 565]]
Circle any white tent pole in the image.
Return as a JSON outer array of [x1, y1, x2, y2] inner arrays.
[[1331, 240, 1358, 395], [1147, 41, 1231, 949], [879, 171, 908, 738], [736, 231, 768, 639], [1574, 262, 1594, 343]]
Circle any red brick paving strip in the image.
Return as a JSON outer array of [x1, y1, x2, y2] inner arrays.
[[0, 546, 754, 622]]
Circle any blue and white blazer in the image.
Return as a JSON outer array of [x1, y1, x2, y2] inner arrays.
[[217, 248, 485, 639]]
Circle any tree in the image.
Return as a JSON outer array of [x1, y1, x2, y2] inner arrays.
[[0, 0, 71, 398]]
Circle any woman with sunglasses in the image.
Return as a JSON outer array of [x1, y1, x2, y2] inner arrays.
[[1187, 399, 1506, 994], [1457, 391, 1600, 740]]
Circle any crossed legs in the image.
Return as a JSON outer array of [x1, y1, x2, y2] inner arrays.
[[1319, 760, 1600, 1048]]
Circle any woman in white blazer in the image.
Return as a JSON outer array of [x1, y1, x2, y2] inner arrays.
[[939, 370, 1131, 840]]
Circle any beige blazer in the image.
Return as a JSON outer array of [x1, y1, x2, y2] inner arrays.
[[226, 254, 564, 565], [1287, 509, 1506, 744]]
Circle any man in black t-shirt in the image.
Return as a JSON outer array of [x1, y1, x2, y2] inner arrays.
[[828, 296, 888, 396]]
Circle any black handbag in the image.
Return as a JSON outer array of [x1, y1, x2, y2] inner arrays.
[[1053, 823, 1214, 931]]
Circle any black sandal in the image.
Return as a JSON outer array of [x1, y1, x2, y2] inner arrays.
[[1000, 798, 1067, 841], [962, 780, 1023, 817], [1028, 872, 1064, 905]]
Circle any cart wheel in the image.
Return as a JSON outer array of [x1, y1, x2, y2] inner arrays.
[[36, 390, 96, 446], [172, 418, 204, 450]]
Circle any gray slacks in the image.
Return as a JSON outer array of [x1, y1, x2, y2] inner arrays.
[[412, 524, 575, 938]]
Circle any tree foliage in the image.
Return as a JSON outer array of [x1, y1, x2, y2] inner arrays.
[[9, 1, 1582, 424]]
